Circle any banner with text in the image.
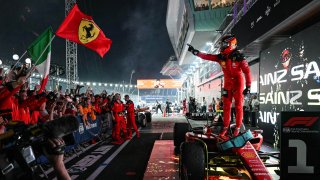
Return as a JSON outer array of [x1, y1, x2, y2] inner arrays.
[[137, 79, 183, 89], [259, 21, 320, 144]]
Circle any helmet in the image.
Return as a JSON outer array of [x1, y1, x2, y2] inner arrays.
[[281, 49, 291, 69], [220, 34, 237, 54]]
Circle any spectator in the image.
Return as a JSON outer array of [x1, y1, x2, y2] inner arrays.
[[250, 94, 259, 127], [211, 97, 216, 112], [201, 97, 207, 113], [216, 97, 221, 111], [182, 98, 187, 114], [165, 99, 171, 116], [155, 100, 163, 114], [243, 96, 250, 124], [251, 95, 259, 112]]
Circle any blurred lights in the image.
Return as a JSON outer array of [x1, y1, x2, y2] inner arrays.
[[0, 58, 140, 93], [13, 54, 19, 60], [25, 58, 31, 64]]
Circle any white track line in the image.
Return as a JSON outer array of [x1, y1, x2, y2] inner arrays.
[[160, 132, 164, 140], [41, 142, 100, 177], [87, 130, 140, 180]]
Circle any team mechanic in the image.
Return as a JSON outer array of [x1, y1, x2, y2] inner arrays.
[[111, 93, 127, 144], [124, 95, 140, 139], [187, 35, 252, 138]]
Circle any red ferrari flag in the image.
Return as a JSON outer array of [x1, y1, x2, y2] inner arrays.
[[56, 4, 112, 57]]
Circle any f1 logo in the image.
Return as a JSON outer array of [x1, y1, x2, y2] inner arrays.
[[284, 117, 319, 127]]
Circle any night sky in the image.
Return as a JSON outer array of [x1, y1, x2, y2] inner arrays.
[[0, 0, 175, 84]]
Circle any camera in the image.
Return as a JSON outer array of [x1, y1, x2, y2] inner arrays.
[[0, 115, 79, 179], [15, 64, 30, 77]]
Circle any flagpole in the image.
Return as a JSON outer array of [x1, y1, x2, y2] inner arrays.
[[27, 35, 56, 77]]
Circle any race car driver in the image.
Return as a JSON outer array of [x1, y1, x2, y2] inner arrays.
[[187, 35, 251, 137]]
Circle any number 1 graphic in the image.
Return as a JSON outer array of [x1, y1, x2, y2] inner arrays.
[[288, 139, 314, 173]]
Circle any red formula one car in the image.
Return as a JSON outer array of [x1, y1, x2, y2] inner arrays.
[[174, 115, 279, 180]]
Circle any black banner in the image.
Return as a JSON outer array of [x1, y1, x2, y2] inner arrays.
[[232, 0, 312, 48], [280, 112, 320, 180], [259, 21, 320, 144]]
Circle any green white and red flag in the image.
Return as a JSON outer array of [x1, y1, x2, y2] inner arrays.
[[27, 27, 53, 93]]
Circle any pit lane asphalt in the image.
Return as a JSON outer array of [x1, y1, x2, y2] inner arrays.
[[45, 113, 279, 180], [44, 113, 185, 180]]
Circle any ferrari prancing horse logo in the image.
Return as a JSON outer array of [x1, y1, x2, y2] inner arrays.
[[79, 19, 100, 44]]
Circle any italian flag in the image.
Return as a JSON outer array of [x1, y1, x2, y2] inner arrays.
[[27, 27, 54, 93]]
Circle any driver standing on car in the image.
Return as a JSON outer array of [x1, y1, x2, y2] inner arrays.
[[124, 95, 140, 139], [187, 35, 251, 137]]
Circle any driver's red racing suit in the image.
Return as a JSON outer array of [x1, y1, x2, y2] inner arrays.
[[196, 50, 251, 131]]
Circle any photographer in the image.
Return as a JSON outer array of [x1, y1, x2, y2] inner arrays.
[[44, 138, 71, 180], [0, 62, 76, 179]]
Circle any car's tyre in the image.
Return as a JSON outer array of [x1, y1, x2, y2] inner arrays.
[[138, 113, 147, 127], [180, 141, 205, 180], [141, 116, 147, 127], [174, 123, 190, 148], [145, 112, 152, 123]]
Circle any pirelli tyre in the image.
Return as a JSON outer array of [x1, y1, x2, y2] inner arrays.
[[145, 112, 152, 123], [141, 114, 147, 127], [174, 123, 190, 154], [180, 141, 205, 180], [138, 113, 147, 127], [141, 117, 147, 127]]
